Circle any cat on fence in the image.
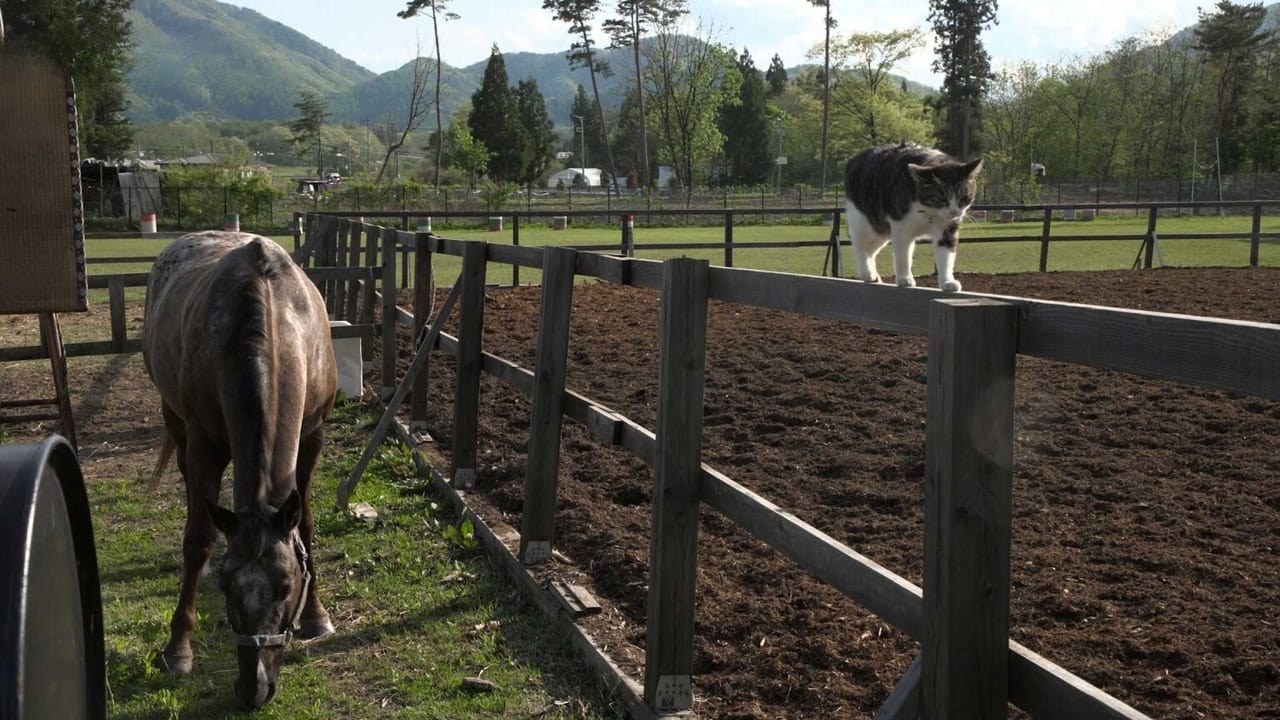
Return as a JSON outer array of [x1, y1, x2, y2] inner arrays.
[[842, 142, 983, 292]]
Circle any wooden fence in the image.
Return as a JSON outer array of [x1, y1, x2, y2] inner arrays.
[[307, 210, 1278, 719], [323, 199, 1280, 293], [0, 218, 382, 375]]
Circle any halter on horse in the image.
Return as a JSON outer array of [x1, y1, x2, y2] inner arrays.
[[142, 231, 338, 709]]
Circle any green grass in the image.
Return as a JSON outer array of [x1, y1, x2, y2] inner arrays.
[[95, 399, 623, 719], [82, 213, 1279, 296]]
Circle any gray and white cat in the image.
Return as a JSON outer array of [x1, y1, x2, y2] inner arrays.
[[842, 142, 983, 292]]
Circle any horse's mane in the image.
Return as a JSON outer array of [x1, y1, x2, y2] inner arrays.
[[211, 239, 287, 496]]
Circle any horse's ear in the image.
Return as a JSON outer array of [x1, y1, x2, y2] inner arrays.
[[276, 489, 303, 533], [205, 499, 236, 536]]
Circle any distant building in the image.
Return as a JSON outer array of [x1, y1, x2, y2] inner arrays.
[[547, 167, 604, 188]]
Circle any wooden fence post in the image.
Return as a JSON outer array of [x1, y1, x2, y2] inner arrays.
[[108, 277, 126, 354], [724, 212, 734, 268], [380, 226, 399, 401], [1250, 203, 1262, 267], [512, 213, 521, 287], [1143, 206, 1158, 269], [922, 297, 1018, 720], [452, 241, 488, 488], [1038, 207, 1053, 272], [344, 222, 364, 325], [361, 221, 379, 341], [828, 211, 843, 278], [518, 247, 578, 564], [644, 257, 709, 715], [333, 220, 349, 318], [410, 231, 436, 431]]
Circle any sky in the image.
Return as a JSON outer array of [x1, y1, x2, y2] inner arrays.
[[226, 0, 1210, 85]]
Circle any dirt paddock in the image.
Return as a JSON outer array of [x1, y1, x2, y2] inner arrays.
[[2, 267, 1277, 719], [403, 267, 1280, 720]]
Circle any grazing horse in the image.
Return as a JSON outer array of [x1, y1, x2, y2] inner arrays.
[[142, 231, 337, 709]]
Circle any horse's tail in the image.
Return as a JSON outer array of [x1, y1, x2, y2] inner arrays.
[[149, 428, 176, 487]]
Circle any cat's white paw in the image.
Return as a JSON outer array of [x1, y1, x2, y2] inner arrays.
[[858, 273, 881, 283], [896, 276, 916, 288], [940, 279, 962, 292]]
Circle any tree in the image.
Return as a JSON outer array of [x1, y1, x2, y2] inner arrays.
[[375, 47, 436, 183], [397, 1, 459, 187], [611, 87, 647, 186], [514, 78, 557, 186], [468, 46, 524, 182], [718, 50, 773, 185], [1194, 0, 1272, 174], [443, 113, 491, 188], [570, 85, 609, 168], [765, 53, 789, 97], [804, 0, 836, 194], [289, 91, 330, 176], [603, 0, 688, 188], [643, 18, 741, 193], [815, 28, 926, 148], [1, 0, 134, 159], [928, 0, 998, 159], [543, 0, 621, 189]]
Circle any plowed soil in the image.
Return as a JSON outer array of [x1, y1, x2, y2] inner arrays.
[[398, 267, 1280, 720]]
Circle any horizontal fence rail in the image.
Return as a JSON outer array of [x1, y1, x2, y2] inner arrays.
[[309, 211, 1277, 718]]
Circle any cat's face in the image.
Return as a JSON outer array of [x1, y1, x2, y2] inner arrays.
[[909, 158, 983, 221]]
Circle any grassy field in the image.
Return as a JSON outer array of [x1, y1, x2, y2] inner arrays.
[[84, 213, 1280, 293], [96, 398, 623, 720]]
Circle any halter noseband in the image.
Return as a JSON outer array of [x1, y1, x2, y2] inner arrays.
[[230, 531, 311, 648]]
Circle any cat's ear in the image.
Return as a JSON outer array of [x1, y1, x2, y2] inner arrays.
[[907, 163, 930, 183], [963, 158, 984, 176]]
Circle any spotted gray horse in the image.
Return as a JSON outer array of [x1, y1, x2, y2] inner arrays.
[[142, 231, 337, 709]]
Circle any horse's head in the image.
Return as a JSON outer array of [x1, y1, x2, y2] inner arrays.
[[206, 489, 310, 710]]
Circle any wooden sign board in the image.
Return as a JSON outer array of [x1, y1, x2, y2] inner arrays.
[[0, 48, 87, 314]]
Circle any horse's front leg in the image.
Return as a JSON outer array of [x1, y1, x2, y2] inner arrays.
[[294, 425, 334, 640], [157, 431, 227, 675]]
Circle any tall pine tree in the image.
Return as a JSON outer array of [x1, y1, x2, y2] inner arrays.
[[543, 0, 620, 189], [719, 50, 774, 185], [468, 46, 524, 182], [514, 78, 557, 186], [1194, 0, 1272, 173], [928, 0, 998, 159], [765, 54, 789, 97], [570, 85, 609, 169]]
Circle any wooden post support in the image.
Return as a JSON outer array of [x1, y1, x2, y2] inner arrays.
[[292, 211, 302, 252], [410, 231, 436, 431], [1143, 206, 1158, 270], [922, 297, 1018, 720], [452, 241, 488, 488], [644, 257, 709, 715], [380, 226, 399, 401], [518, 247, 578, 564], [1250, 203, 1262, 267], [1038, 207, 1053, 273], [723, 212, 734, 268]]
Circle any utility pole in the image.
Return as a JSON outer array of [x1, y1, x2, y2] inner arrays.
[[572, 113, 587, 186]]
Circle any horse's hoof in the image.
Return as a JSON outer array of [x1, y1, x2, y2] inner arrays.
[[156, 651, 194, 675], [296, 616, 335, 640]]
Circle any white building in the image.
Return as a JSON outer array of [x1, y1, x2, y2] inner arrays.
[[547, 167, 604, 188]]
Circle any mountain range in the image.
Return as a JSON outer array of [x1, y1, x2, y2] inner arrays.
[[126, 0, 718, 131]]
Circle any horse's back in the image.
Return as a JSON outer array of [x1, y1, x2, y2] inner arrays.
[[142, 231, 335, 429]]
